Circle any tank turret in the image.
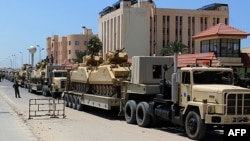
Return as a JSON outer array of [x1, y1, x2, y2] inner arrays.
[[30, 60, 47, 81], [104, 48, 128, 64], [82, 55, 103, 66]]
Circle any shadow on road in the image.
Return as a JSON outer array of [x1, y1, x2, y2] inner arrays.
[[154, 125, 224, 141]]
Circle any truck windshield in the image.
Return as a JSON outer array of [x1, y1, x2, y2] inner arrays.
[[54, 72, 67, 77], [193, 71, 233, 85]]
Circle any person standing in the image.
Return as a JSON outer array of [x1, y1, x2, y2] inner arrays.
[[12, 81, 21, 98]]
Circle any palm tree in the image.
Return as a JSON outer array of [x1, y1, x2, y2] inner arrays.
[[87, 36, 103, 56], [73, 36, 103, 63], [73, 50, 88, 63], [160, 41, 188, 56]]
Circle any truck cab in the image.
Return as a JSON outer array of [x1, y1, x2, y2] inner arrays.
[[42, 65, 67, 98], [153, 62, 250, 140]]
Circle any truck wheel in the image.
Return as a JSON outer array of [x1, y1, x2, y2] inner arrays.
[[185, 110, 206, 140], [70, 95, 76, 109], [76, 96, 84, 111], [72, 95, 77, 109], [68, 94, 73, 108], [64, 93, 69, 107], [125, 100, 137, 124], [136, 102, 151, 127]]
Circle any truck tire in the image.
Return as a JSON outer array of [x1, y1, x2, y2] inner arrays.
[[136, 102, 151, 127], [76, 96, 84, 111], [125, 100, 137, 124], [185, 110, 206, 140], [68, 94, 73, 108], [64, 93, 69, 107], [69, 95, 76, 109]]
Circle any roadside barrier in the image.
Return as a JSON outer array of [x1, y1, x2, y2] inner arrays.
[[28, 98, 66, 119]]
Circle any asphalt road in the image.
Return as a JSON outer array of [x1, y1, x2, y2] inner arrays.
[[0, 85, 38, 141], [0, 79, 224, 141]]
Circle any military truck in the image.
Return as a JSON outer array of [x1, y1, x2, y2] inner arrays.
[[15, 64, 32, 87], [27, 60, 47, 93], [42, 65, 67, 98], [63, 51, 250, 140]]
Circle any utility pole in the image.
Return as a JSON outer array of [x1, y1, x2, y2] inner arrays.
[[20, 51, 23, 66]]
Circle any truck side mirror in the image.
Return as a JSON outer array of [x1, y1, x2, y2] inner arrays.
[[176, 71, 181, 84]]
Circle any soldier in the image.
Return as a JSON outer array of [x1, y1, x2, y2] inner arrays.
[[12, 81, 21, 98]]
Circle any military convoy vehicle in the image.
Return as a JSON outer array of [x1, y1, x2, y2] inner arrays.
[[62, 49, 250, 140], [26, 58, 67, 98], [63, 49, 131, 110], [15, 64, 32, 87], [27, 60, 47, 93], [42, 65, 67, 98]]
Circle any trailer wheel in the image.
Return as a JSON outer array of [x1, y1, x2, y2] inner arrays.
[[185, 110, 206, 140], [125, 100, 137, 124], [68, 94, 74, 108], [76, 96, 84, 111], [136, 102, 151, 127], [71, 95, 77, 109], [64, 93, 69, 107]]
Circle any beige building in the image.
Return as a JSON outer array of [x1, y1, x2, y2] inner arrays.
[[98, 1, 229, 58], [46, 28, 95, 65]]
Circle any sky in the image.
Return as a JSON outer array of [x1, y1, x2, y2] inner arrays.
[[0, 0, 249, 68]]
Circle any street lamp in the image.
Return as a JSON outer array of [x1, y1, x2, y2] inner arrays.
[[37, 45, 44, 62], [8, 56, 12, 69], [20, 51, 23, 66], [12, 54, 16, 69]]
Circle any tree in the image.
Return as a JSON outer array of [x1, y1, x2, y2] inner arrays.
[[160, 41, 188, 56], [73, 36, 103, 63], [87, 36, 103, 56], [73, 50, 88, 63]]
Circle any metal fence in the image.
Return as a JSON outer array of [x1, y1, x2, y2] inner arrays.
[[28, 98, 66, 119]]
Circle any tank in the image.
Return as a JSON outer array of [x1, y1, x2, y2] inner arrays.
[[16, 64, 32, 86], [30, 60, 47, 84], [70, 48, 131, 97]]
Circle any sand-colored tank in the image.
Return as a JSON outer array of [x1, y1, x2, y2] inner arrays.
[[15, 64, 32, 86], [30, 60, 47, 83], [70, 48, 131, 97]]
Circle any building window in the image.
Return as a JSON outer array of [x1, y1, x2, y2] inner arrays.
[[200, 39, 240, 57], [75, 41, 80, 46], [68, 41, 71, 46], [217, 18, 220, 24], [213, 17, 216, 25], [163, 16, 166, 24], [153, 65, 161, 79], [225, 18, 228, 25], [69, 50, 71, 54]]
